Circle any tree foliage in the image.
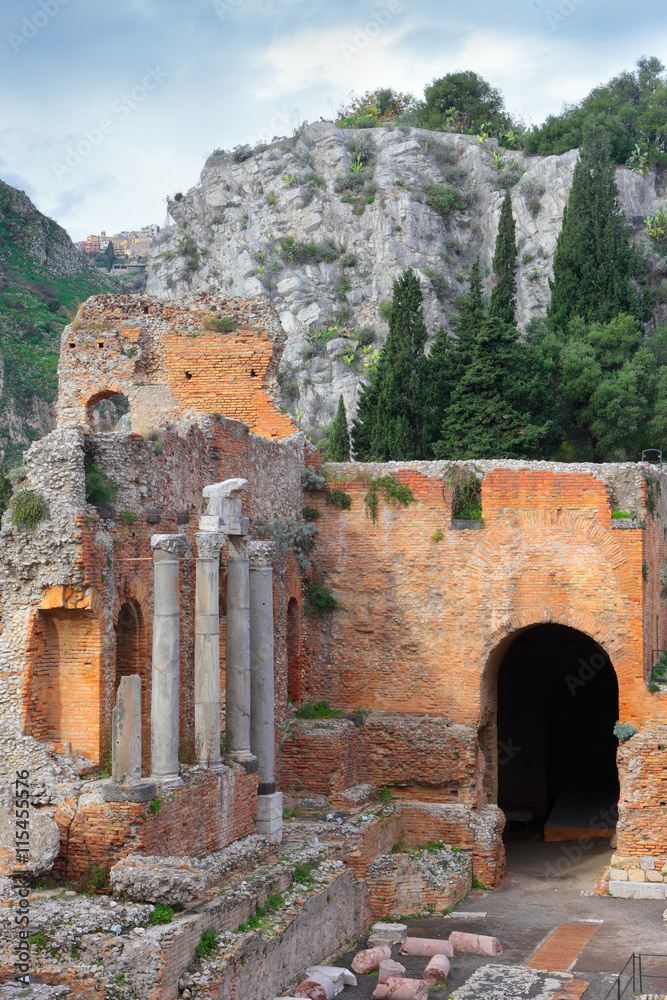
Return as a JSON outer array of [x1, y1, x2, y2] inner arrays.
[[489, 189, 518, 325], [336, 88, 419, 129], [328, 395, 351, 461], [420, 70, 514, 136], [524, 57, 667, 166], [548, 126, 639, 330], [352, 269, 429, 460]]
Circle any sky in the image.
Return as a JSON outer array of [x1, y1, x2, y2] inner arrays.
[[0, 0, 665, 241]]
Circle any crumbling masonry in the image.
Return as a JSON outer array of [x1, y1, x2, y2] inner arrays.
[[1, 292, 667, 995]]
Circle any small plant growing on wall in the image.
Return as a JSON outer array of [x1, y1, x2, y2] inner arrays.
[[364, 474, 415, 525], [10, 490, 49, 531], [118, 510, 138, 527], [613, 721, 638, 743], [304, 577, 340, 616], [302, 505, 320, 521], [84, 457, 118, 507], [325, 488, 352, 510], [443, 463, 482, 520]]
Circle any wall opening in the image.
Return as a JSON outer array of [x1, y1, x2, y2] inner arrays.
[[114, 599, 150, 775], [26, 608, 103, 762], [86, 391, 130, 431], [494, 624, 619, 842], [286, 598, 301, 703]]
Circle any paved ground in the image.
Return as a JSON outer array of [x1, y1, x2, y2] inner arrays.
[[332, 836, 667, 999]]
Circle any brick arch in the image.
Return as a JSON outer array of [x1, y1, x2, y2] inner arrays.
[[84, 387, 133, 429], [476, 614, 626, 808]]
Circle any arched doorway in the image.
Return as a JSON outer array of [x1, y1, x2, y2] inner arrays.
[[492, 624, 619, 841], [114, 600, 149, 774], [286, 598, 301, 703], [87, 391, 130, 431]]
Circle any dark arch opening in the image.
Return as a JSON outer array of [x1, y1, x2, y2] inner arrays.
[[496, 624, 619, 842], [114, 600, 149, 774], [286, 598, 301, 704]]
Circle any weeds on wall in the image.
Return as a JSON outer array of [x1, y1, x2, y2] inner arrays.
[[614, 721, 638, 742], [255, 515, 317, 572], [304, 577, 340, 616], [443, 463, 482, 520], [301, 467, 326, 491], [118, 510, 138, 527], [194, 928, 219, 960], [84, 457, 118, 507], [294, 699, 344, 719], [302, 505, 320, 521], [325, 488, 352, 510], [364, 474, 416, 525], [10, 489, 49, 531]]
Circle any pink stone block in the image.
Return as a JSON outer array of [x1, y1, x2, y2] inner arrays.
[[351, 945, 391, 974], [294, 978, 333, 1000], [449, 930, 502, 955], [399, 937, 454, 958], [378, 959, 406, 980], [372, 978, 428, 1000], [423, 954, 450, 986]]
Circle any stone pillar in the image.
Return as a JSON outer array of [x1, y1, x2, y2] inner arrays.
[[194, 530, 225, 768], [112, 675, 141, 784], [150, 533, 188, 785], [104, 675, 156, 803], [249, 540, 282, 842], [199, 479, 257, 773]]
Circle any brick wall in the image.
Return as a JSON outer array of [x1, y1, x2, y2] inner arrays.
[[53, 766, 257, 881], [616, 726, 667, 857]]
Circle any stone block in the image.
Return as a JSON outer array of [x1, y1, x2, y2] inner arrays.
[[628, 869, 646, 882], [607, 868, 627, 881], [610, 854, 638, 869], [112, 674, 142, 784], [400, 937, 453, 959], [640, 857, 656, 870], [378, 960, 406, 981], [351, 946, 391, 974], [449, 931, 503, 956], [256, 791, 283, 844], [370, 922, 408, 946], [609, 880, 666, 899], [103, 782, 157, 803], [646, 870, 663, 882], [372, 978, 428, 1000], [306, 967, 354, 995], [423, 955, 450, 986], [110, 855, 209, 905], [0, 806, 60, 876]]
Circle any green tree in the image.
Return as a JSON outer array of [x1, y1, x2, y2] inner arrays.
[[434, 317, 555, 459], [489, 190, 518, 325], [420, 70, 513, 136], [453, 255, 484, 372], [524, 57, 667, 167], [351, 269, 429, 460], [553, 313, 667, 460], [547, 126, 638, 331], [0, 466, 12, 518], [328, 395, 351, 461]]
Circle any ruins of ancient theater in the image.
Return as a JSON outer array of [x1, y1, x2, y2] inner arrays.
[[1, 292, 667, 995]]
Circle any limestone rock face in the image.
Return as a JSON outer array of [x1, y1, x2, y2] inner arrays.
[[147, 122, 665, 432], [110, 854, 209, 905]]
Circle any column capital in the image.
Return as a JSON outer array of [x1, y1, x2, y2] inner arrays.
[[248, 540, 275, 568], [195, 532, 226, 559], [151, 533, 189, 556]]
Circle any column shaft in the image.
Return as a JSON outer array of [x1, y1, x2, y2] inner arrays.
[[249, 553, 275, 792], [226, 537, 252, 760], [195, 533, 224, 767], [150, 544, 182, 780]]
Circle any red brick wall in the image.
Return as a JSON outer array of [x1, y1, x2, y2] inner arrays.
[[616, 726, 667, 856]]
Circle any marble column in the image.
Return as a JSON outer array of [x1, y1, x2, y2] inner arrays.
[[199, 478, 257, 773], [249, 540, 282, 842], [112, 674, 141, 784], [194, 530, 225, 768], [150, 533, 187, 785]]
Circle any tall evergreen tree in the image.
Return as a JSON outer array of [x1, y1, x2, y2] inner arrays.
[[453, 255, 484, 372], [548, 126, 638, 330], [489, 189, 517, 325], [351, 269, 428, 460], [328, 395, 351, 461], [434, 317, 555, 459]]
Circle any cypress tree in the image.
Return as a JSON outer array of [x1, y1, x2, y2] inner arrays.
[[352, 269, 428, 460], [434, 316, 554, 459], [548, 125, 637, 330], [328, 395, 351, 461], [489, 189, 517, 325], [453, 255, 484, 373]]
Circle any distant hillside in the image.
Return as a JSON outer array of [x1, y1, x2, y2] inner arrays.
[[0, 180, 112, 463]]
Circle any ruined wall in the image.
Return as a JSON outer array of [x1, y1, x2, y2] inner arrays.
[[55, 293, 295, 439]]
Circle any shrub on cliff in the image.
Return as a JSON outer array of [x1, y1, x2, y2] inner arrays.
[[419, 70, 515, 137], [524, 57, 667, 167]]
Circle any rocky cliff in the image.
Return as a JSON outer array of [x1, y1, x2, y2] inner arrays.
[[0, 180, 110, 463], [147, 122, 666, 432]]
